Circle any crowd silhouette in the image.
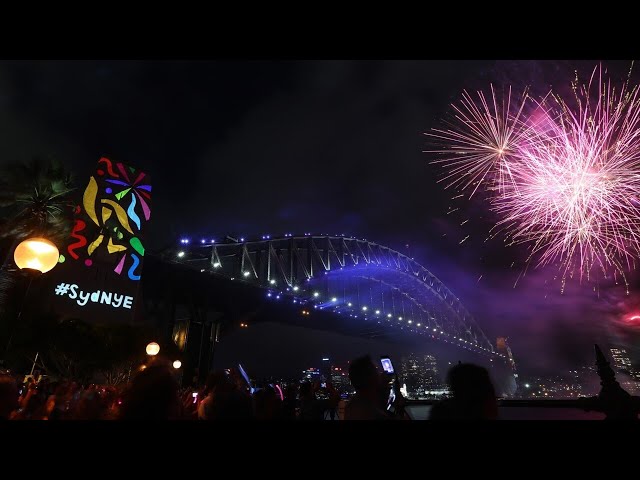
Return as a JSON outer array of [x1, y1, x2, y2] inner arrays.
[[0, 355, 501, 420]]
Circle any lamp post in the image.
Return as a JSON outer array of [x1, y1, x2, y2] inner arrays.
[[3, 237, 60, 365]]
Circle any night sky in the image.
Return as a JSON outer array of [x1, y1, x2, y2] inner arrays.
[[1, 60, 639, 377]]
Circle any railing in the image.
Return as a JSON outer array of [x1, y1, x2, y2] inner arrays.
[[403, 399, 610, 420]]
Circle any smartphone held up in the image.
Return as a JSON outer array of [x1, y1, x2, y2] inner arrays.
[[380, 356, 395, 375]]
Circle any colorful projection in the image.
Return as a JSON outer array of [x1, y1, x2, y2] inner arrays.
[[67, 158, 151, 281]]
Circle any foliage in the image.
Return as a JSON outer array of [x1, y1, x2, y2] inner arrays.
[[0, 157, 76, 244]]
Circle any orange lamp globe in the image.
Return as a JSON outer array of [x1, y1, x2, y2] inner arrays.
[[173, 360, 182, 369], [14, 237, 59, 274], [146, 342, 160, 356]]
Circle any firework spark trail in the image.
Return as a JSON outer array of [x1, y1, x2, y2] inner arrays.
[[428, 65, 640, 287], [424, 85, 537, 197]]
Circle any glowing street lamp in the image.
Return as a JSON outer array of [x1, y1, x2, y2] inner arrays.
[[146, 342, 160, 356], [173, 360, 182, 369], [4, 237, 60, 363], [14, 237, 59, 274]]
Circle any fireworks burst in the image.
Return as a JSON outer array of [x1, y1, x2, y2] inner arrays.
[[428, 65, 640, 289], [424, 85, 537, 197]]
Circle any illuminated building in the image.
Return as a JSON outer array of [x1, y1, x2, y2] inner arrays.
[[609, 347, 640, 394], [400, 353, 440, 399], [320, 357, 331, 382], [329, 366, 351, 394], [609, 347, 633, 373], [301, 367, 321, 383]]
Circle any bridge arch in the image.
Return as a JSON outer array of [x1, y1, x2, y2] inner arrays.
[[169, 235, 500, 357]]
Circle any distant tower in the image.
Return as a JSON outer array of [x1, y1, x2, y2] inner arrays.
[[320, 357, 331, 382], [497, 337, 518, 396]]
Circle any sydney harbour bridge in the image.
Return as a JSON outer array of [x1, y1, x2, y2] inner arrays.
[[141, 233, 509, 385]]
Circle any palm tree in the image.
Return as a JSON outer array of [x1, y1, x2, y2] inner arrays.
[[0, 158, 76, 244], [0, 158, 76, 319]]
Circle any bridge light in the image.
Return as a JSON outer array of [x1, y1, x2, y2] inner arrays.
[[408, 320, 412, 324], [375, 310, 380, 315], [243, 271, 250, 277], [276, 295, 280, 299], [267, 293, 272, 297], [331, 297, 337, 302], [184, 239, 190, 244], [213, 262, 221, 268], [313, 292, 320, 297], [398, 317, 402, 320], [417, 323, 421, 327], [293, 286, 299, 291], [211, 239, 215, 243], [362, 306, 368, 311], [270, 279, 276, 285], [240, 237, 245, 242], [440, 331, 444, 334], [177, 251, 185, 258], [433, 328, 437, 332], [387, 313, 392, 318], [201, 239, 206, 244], [347, 302, 352, 307]]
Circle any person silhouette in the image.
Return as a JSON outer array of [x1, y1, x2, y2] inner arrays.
[[429, 363, 498, 420], [344, 355, 395, 420]]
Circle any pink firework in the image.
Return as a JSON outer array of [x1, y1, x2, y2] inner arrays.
[[424, 85, 536, 197], [430, 65, 640, 287]]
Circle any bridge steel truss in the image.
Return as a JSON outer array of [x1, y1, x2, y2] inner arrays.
[[171, 235, 497, 356]]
